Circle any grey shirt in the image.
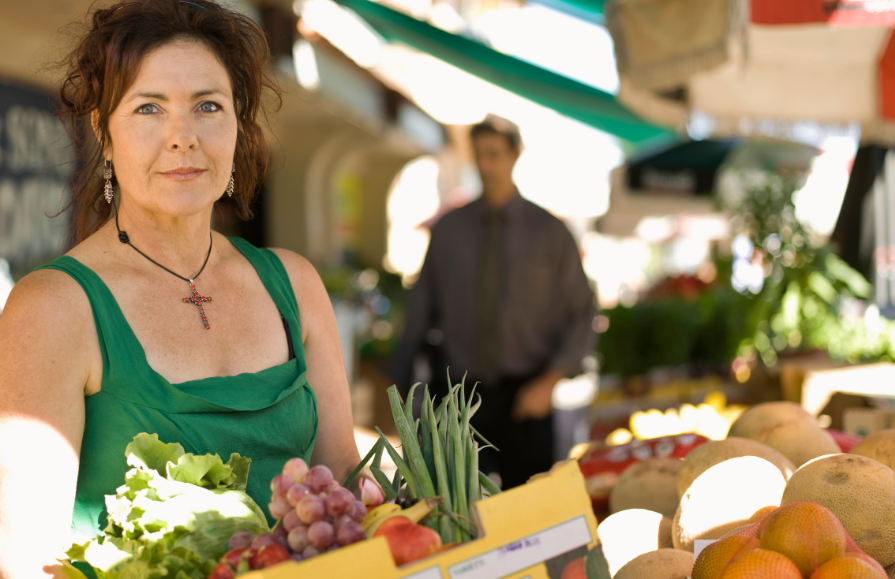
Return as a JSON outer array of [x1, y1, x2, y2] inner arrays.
[[395, 193, 596, 385]]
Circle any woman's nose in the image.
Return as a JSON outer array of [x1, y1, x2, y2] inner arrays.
[[167, 111, 198, 151]]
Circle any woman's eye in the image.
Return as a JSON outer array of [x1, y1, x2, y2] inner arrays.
[[199, 102, 221, 113], [136, 104, 155, 114]]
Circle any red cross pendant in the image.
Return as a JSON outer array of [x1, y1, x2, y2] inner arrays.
[[182, 279, 212, 329]]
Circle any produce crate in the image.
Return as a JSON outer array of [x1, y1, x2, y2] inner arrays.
[[843, 407, 895, 437], [244, 461, 597, 579]]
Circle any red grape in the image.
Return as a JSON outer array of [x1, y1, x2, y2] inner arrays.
[[326, 542, 340, 552], [302, 545, 321, 559], [348, 500, 367, 523], [336, 519, 365, 546], [228, 531, 253, 550], [287, 526, 310, 552], [286, 483, 311, 507], [324, 488, 354, 518], [323, 479, 341, 495], [304, 465, 334, 493], [251, 534, 276, 549], [270, 474, 293, 497], [290, 553, 304, 563], [296, 494, 325, 524], [307, 520, 334, 549], [283, 458, 309, 484], [283, 509, 302, 532], [269, 496, 291, 520], [272, 524, 289, 549]]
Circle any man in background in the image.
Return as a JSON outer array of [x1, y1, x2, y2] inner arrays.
[[394, 115, 595, 489]]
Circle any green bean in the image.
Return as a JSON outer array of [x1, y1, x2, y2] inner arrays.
[[427, 396, 455, 545], [387, 386, 437, 497], [478, 471, 502, 495], [370, 465, 398, 500], [447, 383, 469, 542], [375, 426, 420, 498], [470, 425, 497, 451], [468, 392, 482, 420], [391, 466, 403, 492], [372, 437, 384, 470], [420, 388, 437, 486], [404, 383, 419, 434], [467, 437, 481, 512], [342, 437, 382, 487]]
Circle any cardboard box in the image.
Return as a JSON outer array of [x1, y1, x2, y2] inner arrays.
[[843, 408, 895, 437], [243, 461, 597, 579], [801, 363, 895, 419]]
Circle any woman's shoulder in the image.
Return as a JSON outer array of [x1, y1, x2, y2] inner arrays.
[[0, 267, 99, 388], [265, 248, 328, 341], [5, 266, 93, 319]]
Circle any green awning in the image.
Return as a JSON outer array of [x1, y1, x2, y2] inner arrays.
[[332, 0, 672, 144], [527, 0, 606, 23]]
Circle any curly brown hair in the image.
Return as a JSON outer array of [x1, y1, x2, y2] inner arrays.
[[54, 0, 282, 245]]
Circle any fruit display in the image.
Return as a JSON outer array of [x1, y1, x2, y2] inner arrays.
[[578, 433, 709, 515], [691, 502, 887, 579], [607, 457, 680, 518], [210, 458, 373, 577], [576, 399, 895, 579]]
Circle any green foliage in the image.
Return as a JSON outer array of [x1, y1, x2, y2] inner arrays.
[[598, 282, 752, 378], [599, 169, 890, 376]]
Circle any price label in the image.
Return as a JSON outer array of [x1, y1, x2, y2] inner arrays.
[[404, 566, 444, 579], [447, 515, 592, 579]]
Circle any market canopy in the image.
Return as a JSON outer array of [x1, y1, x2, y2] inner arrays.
[[525, 0, 606, 23], [600, 0, 895, 143], [331, 0, 671, 144]]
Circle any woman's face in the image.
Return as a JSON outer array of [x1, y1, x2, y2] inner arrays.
[[106, 38, 237, 218]]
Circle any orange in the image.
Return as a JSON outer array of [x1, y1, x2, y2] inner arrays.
[[720, 549, 802, 579], [692, 535, 760, 579], [808, 554, 887, 579], [759, 502, 848, 577]]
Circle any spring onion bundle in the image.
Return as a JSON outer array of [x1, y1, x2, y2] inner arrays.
[[345, 374, 501, 545]]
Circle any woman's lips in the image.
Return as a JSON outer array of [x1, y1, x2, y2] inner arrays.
[[161, 170, 205, 181]]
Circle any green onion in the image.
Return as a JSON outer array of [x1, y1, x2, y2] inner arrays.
[[478, 471, 502, 496], [387, 387, 437, 497], [342, 437, 382, 488], [375, 426, 420, 498]]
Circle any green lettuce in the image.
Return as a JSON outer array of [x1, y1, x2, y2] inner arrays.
[[66, 433, 270, 577]]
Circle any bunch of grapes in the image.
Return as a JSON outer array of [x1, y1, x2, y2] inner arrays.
[[226, 459, 367, 567]]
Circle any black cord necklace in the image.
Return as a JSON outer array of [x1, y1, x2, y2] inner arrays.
[[115, 212, 215, 330]]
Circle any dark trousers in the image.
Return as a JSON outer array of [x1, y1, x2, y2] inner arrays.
[[435, 370, 554, 490]]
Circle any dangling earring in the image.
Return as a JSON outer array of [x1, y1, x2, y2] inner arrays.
[[227, 163, 235, 197], [104, 159, 114, 204]]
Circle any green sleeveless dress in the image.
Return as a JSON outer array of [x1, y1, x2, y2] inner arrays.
[[36, 237, 318, 544]]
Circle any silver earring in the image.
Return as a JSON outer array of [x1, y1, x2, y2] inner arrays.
[[227, 164, 235, 197], [104, 159, 114, 204]]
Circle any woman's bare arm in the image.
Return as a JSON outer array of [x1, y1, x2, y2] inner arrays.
[[0, 271, 99, 578], [270, 250, 361, 483]]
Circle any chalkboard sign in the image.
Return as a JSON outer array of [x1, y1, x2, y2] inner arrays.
[[0, 81, 73, 275]]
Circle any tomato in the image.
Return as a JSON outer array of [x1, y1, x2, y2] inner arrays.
[[254, 544, 291, 569]]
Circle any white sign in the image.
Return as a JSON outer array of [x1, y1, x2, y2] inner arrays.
[[694, 539, 719, 559], [403, 566, 444, 579], [447, 515, 592, 579]]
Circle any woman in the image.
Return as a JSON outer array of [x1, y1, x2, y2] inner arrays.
[[0, 1, 360, 576]]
